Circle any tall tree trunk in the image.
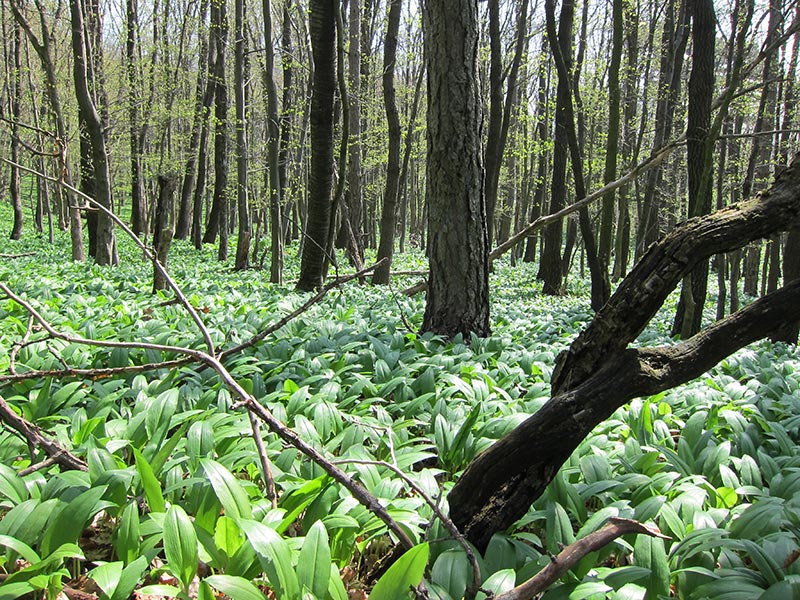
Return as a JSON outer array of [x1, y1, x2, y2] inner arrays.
[[8, 21, 23, 241], [421, 0, 489, 338], [262, 0, 283, 281], [69, 0, 117, 265], [297, 0, 336, 291], [233, 0, 250, 269], [176, 0, 210, 240], [635, 0, 689, 260], [599, 0, 623, 265], [152, 175, 177, 292], [672, 0, 717, 338], [373, 0, 403, 284], [126, 0, 148, 236]]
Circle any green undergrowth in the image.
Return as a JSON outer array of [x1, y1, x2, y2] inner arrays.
[[0, 226, 799, 599]]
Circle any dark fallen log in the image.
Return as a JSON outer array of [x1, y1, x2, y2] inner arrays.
[[449, 155, 800, 551]]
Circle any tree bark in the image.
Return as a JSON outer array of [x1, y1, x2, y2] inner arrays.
[[126, 0, 147, 237], [69, 0, 116, 266], [8, 21, 23, 241], [297, 0, 336, 291], [152, 176, 177, 292], [233, 0, 250, 270], [421, 0, 489, 338], [372, 0, 402, 284], [449, 156, 800, 551]]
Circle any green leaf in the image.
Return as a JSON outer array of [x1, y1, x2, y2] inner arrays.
[[0, 464, 27, 506], [0, 534, 41, 564], [205, 575, 266, 600], [41, 486, 110, 556], [634, 532, 669, 599], [477, 569, 516, 600], [240, 519, 300, 600], [116, 501, 141, 566], [200, 458, 253, 522], [297, 521, 331, 600], [133, 448, 166, 513], [163, 505, 199, 591], [370, 543, 429, 600]]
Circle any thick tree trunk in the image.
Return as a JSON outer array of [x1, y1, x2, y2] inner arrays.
[[297, 0, 336, 291], [373, 0, 402, 284], [420, 0, 489, 338], [449, 156, 800, 551]]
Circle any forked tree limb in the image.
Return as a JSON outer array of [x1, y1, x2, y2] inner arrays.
[[449, 155, 800, 550], [494, 518, 669, 600]]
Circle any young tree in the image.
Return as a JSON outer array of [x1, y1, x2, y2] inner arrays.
[[297, 0, 336, 291], [233, 0, 250, 270], [372, 0, 402, 285], [8, 21, 23, 241], [421, 0, 489, 338], [69, 0, 116, 265]]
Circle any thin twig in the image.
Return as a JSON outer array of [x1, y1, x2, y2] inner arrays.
[[0, 252, 36, 258], [8, 315, 34, 376], [333, 458, 482, 600]]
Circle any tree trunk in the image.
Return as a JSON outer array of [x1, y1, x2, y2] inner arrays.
[[69, 0, 117, 266], [8, 22, 23, 241], [262, 0, 283, 282], [152, 176, 177, 292], [176, 0, 210, 240], [450, 156, 800, 551], [420, 0, 489, 339], [373, 0, 402, 284], [297, 0, 336, 291], [126, 0, 148, 237], [233, 0, 250, 270], [202, 0, 229, 249], [672, 0, 717, 338]]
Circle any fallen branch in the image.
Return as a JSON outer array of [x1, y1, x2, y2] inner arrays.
[[494, 518, 669, 600], [0, 393, 87, 471], [0, 252, 36, 259]]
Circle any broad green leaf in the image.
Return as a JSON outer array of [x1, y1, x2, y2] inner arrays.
[[0, 534, 40, 564], [240, 519, 300, 600], [200, 458, 252, 522], [477, 569, 516, 600], [41, 486, 110, 556], [633, 532, 669, 599], [164, 505, 199, 591], [214, 515, 245, 560], [133, 448, 166, 513], [110, 556, 149, 600], [371, 543, 429, 600], [297, 521, 331, 600], [205, 575, 266, 600]]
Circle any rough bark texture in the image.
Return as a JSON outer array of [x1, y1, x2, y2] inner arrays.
[[421, 0, 489, 338], [233, 0, 250, 270], [263, 0, 282, 282], [449, 156, 800, 551], [9, 23, 23, 241], [297, 0, 336, 291]]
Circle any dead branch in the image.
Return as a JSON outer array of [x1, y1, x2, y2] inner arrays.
[[0, 252, 36, 258], [494, 518, 669, 600]]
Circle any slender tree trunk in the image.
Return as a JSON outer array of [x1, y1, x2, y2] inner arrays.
[[262, 0, 283, 281], [126, 0, 148, 236], [373, 0, 403, 284], [202, 0, 230, 261], [69, 0, 117, 265], [672, 0, 716, 338], [297, 0, 336, 291], [233, 0, 250, 270], [8, 22, 23, 241], [176, 0, 210, 240], [599, 0, 623, 265], [152, 175, 177, 292]]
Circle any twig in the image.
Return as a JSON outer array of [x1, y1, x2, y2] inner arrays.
[[248, 412, 278, 508], [493, 518, 669, 600], [0, 393, 87, 471], [8, 315, 34, 375], [18, 456, 57, 476], [0, 252, 36, 258], [333, 458, 482, 600]]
